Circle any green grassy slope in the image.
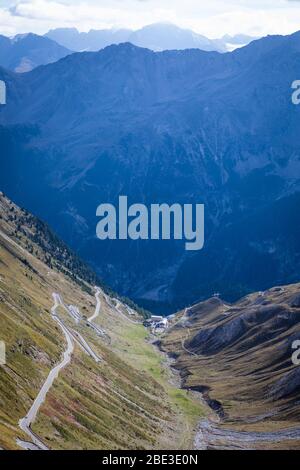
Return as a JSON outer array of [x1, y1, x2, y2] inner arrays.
[[0, 193, 204, 450]]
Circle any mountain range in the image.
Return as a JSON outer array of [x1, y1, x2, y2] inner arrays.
[[45, 23, 257, 53], [0, 33, 72, 72], [0, 24, 258, 74], [1, 31, 300, 313]]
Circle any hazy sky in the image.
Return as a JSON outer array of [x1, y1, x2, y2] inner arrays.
[[1, 0, 300, 38]]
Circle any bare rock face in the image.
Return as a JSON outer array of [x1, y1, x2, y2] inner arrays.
[[187, 303, 298, 355]]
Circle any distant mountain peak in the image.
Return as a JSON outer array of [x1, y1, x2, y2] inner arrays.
[[45, 22, 247, 53], [0, 32, 72, 72]]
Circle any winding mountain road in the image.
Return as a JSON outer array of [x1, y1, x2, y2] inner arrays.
[[17, 289, 102, 449], [114, 300, 140, 324], [70, 329, 101, 363], [88, 287, 101, 323], [18, 293, 74, 450], [15, 287, 142, 450], [100, 290, 139, 324]]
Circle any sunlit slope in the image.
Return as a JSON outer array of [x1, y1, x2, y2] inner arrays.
[[161, 289, 300, 449], [0, 193, 204, 450]]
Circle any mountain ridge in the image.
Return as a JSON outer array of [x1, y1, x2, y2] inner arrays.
[[45, 23, 231, 53], [1, 32, 300, 313], [0, 33, 73, 72]]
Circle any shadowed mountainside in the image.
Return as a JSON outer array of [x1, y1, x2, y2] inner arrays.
[[1, 32, 300, 312]]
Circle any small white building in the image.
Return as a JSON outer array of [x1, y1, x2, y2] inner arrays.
[[149, 316, 168, 331], [151, 315, 164, 323], [156, 318, 168, 329]]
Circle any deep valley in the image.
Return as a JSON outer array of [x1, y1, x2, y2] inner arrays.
[[1, 32, 300, 313]]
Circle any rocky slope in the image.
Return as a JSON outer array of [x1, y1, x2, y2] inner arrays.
[[161, 286, 300, 449]]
